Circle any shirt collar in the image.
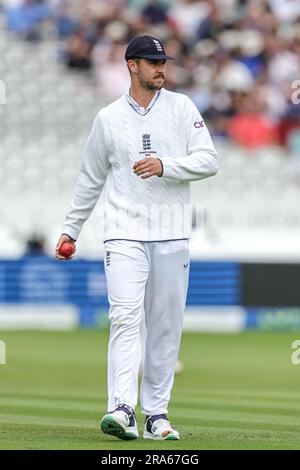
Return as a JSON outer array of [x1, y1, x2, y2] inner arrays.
[[125, 90, 161, 116]]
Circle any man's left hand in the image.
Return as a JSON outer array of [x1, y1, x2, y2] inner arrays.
[[133, 158, 163, 179]]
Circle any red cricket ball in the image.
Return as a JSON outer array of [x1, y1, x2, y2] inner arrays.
[[59, 242, 75, 258]]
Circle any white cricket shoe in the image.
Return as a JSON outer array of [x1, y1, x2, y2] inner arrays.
[[143, 414, 180, 440], [100, 404, 139, 440], [174, 360, 184, 375]]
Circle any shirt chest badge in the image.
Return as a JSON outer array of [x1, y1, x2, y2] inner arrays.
[[139, 133, 157, 157]]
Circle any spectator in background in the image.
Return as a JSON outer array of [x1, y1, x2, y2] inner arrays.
[[168, 0, 211, 41], [26, 234, 46, 255], [91, 19, 130, 100], [5, 0, 300, 148], [53, 0, 79, 38], [268, 0, 300, 23], [267, 36, 300, 88], [228, 87, 279, 148], [65, 29, 93, 70], [279, 105, 300, 149], [141, 0, 168, 25], [215, 47, 255, 94], [6, 0, 52, 41], [93, 40, 130, 100]]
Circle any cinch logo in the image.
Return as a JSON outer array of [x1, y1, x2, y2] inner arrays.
[[0, 341, 6, 365], [142, 133, 152, 152], [194, 121, 204, 129], [153, 39, 163, 52]]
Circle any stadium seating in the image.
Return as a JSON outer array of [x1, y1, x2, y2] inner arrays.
[[0, 14, 299, 260]]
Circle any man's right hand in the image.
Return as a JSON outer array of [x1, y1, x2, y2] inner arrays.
[[55, 234, 76, 260]]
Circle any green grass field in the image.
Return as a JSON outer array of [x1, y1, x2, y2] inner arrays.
[[0, 329, 300, 450]]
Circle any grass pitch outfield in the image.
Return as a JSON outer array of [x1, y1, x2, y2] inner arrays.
[[0, 329, 300, 450]]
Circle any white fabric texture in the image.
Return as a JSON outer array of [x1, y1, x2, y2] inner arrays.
[[104, 239, 190, 415], [62, 88, 218, 242]]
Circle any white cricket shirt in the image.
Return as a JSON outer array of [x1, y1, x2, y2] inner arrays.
[[62, 88, 218, 242]]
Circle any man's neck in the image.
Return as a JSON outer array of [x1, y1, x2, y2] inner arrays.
[[129, 86, 157, 110]]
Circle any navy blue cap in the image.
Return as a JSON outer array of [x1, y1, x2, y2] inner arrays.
[[125, 35, 174, 61]]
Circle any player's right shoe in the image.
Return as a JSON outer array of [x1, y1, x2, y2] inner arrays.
[[100, 404, 138, 440], [143, 414, 180, 440]]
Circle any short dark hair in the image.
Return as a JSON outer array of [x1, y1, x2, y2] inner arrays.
[[127, 57, 141, 75]]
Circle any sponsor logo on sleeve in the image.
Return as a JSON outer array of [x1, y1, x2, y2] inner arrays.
[[194, 120, 204, 129]]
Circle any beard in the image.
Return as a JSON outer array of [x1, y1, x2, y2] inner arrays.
[[139, 74, 165, 91]]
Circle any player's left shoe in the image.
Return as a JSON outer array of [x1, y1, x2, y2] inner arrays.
[[143, 414, 180, 440], [100, 404, 138, 440]]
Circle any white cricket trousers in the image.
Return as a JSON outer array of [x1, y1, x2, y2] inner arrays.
[[104, 239, 189, 416]]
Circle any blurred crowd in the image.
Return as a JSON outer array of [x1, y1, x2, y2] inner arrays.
[[2, 0, 300, 149]]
